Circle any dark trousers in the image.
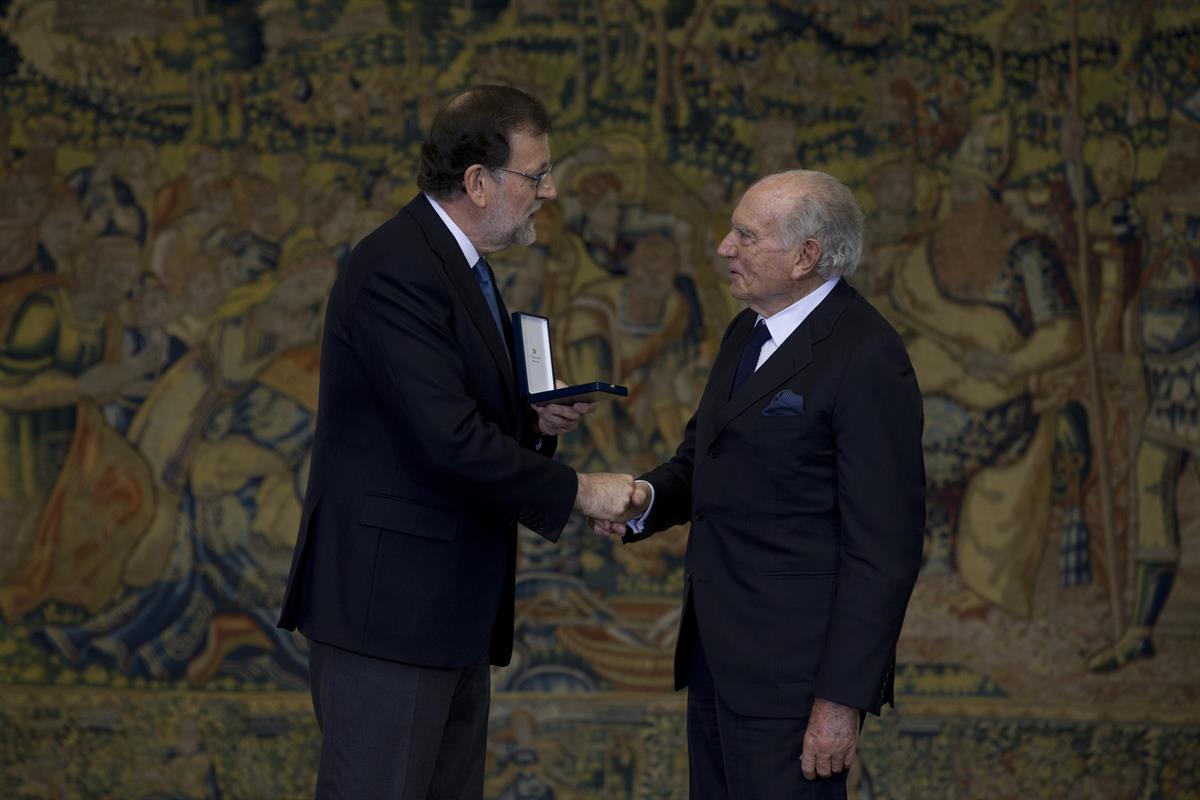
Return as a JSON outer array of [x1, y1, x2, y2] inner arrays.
[[307, 639, 490, 800], [686, 626, 849, 800]]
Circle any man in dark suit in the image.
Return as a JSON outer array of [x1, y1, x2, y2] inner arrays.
[[278, 85, 637, 799], [593, 170, 926, 799]]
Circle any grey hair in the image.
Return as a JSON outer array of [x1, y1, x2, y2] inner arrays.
[[759, 170, 864, 278]]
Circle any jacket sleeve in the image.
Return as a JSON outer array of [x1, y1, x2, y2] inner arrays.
[[814, 326, 925, 713], [355, 261, 577, 541], [623, 309, 749, 544], [623, 411, 699, 543]]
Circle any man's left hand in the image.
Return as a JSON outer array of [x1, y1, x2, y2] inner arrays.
[[800, 697, 860, 780], [534, 379, 596, 436]]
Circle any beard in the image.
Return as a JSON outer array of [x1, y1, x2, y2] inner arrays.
[[510, 214, 537, 247], [485, 196, 539, 249]]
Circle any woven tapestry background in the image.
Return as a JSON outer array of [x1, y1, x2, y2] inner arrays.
[[1, 1, 1198, 797]]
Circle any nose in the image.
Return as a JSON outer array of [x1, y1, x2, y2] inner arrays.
[[717, 230, 737, 258], [538, 172, 558, 201]]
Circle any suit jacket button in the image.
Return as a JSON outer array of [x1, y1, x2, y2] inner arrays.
[[694, 510, 704, 521], [707, 445, 718, 458]]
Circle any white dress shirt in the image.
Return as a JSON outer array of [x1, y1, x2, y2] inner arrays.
[[426, 194, 481, 270], [753, 276, 840, 370]]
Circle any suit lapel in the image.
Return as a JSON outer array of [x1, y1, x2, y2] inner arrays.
[[710, 324, 812, 440], [694, 310, 752, 441], [710, 311, 755, 401], [406, 195, 516, 397], [494, 278, 517, 364], [707, 280, 855, 444]]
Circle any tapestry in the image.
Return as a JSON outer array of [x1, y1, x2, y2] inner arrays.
[[1, 1, 1197, 797]]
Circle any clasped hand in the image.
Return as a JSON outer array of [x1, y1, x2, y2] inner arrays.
[[574, 474, 649, 535]]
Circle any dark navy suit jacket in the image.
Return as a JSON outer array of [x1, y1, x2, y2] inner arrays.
[[278, 194, 577, 668], [627, 280, 925, 718]]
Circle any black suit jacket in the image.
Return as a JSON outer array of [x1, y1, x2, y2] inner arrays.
[[278, 194, 578, 668], [627, 280, 925, 718]]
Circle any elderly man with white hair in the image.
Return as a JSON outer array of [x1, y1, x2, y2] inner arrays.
[[596, 170, 926, 799]]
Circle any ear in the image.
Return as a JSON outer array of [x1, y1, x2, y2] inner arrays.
[[790, 237, 821, 280], [463, 164, 489, 208]]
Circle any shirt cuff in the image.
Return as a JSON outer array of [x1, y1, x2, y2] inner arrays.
[[626, 480, 655, 533]]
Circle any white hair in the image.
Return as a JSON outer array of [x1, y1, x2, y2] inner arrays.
[[757, 169, 865, 279]]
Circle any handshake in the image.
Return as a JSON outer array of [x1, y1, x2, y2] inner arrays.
[[573, 473, 651, 538]]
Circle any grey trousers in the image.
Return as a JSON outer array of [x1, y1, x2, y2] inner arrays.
[[307, 639, 490, 799]]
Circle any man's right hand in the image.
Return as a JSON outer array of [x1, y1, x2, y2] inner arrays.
[[586, 480, 650, 539], [574, 473, 641, 522]]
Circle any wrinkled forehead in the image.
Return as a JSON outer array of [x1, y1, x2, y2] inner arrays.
[[733, 181, 788, 230]]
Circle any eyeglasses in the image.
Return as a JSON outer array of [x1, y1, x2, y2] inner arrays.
[[492, 162, 553, 190]]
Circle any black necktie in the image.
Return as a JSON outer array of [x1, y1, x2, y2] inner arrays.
[[730, 320, 771, 397], [472, 257, 505, 340]]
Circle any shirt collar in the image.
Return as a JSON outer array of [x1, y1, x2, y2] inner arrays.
[[425, 193, 482, 268], [757, 276, 840, 348]]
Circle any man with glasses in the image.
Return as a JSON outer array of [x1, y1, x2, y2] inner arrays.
[[278, 85, 639, 799], [494, 161, 554, 190]]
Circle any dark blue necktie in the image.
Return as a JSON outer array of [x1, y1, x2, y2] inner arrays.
[[472, 257, 505, 340], [730, 320, 771, 397]]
